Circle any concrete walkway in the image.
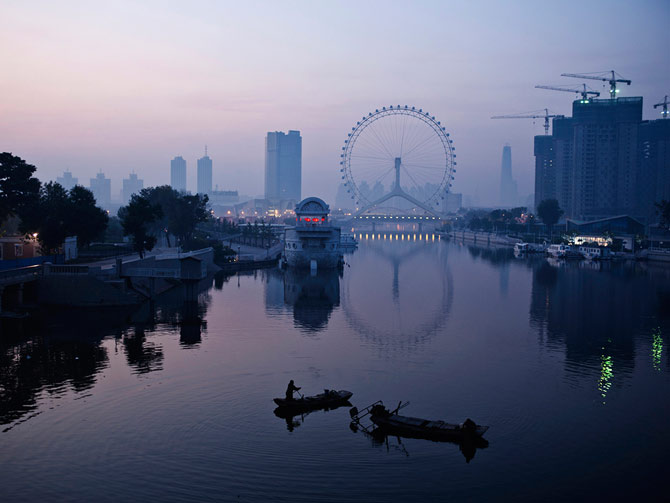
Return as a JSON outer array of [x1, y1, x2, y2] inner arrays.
[[79, 247, 183, 269], [230, 243, 283, 261]]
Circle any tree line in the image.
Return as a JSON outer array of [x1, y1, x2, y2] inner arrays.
[[0, 153, 108, 253], [1, 153, 210, 259], [118, 186, 209, 258]]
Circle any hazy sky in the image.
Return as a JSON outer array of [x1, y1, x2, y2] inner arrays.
[[1, 0, 668, 205]]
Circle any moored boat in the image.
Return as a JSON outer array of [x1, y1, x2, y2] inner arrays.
[[350, 401, 489, 441], [273, 389, 353, 409]]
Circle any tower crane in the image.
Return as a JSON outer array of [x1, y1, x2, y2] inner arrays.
[[560, 70, 631, 98], [654, 96, 669, 119], [491, 109, 561, 135], [535, 83, 600, 102]]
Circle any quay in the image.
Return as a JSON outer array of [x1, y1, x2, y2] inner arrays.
[[0, 247, 215, 314]]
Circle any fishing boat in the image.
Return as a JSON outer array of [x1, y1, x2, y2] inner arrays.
[[350, 401, 489, 441], [273, 389, 353, 410]]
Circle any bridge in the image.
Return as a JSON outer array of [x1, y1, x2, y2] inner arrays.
[[352, 214, 443, 222]]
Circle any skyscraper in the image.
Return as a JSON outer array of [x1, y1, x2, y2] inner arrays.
[[171, 156, 187, 192], [56, 170, 78, 191], [122, 173, 144, 204], [89, 172, 111, 208], [571, 97, 642, 220], [197, 148, 212, 195], [533, 96, 669, 223], [265, 130, 301, 202], [638, 119, 670, 223], [499, 145, 518, 207]]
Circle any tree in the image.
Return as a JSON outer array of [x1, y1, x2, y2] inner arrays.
[[67, 185, 109, 248], [0, 153, 41, 225], [537, 199, 564, 241], [171, 193, 209, 245], [655, 200, 670, 230], [118, 194, 163, 258], [27, 182, 70, 254], [20, 183, 109, 253], [139, 185, 180, 246]]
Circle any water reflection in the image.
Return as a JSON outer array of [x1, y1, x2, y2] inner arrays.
[[273, 401, 351, 432], [0, 280, 213, 427], [652, 327, 663, 371], [529, 258, 670, 398], [342, 238, 453, 354], [351, 425, 488, 463], [262, 268, 341, 333], [284, 269, 341, 333]]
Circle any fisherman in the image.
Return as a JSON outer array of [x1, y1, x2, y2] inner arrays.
[[285, 380, 301, 400]]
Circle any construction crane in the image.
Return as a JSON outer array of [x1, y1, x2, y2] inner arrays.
[[535, 84, 600, 102], [491, 108, 561, 135], [560, 70, 631, 98], [654, 95, 669, 119]]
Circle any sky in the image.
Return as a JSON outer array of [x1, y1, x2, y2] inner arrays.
[[1, 0, 668, 206]]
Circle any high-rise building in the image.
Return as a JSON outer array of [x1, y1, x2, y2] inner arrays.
[[197, 149, 212, 195], [171, 156, 187, 192], [89, 172, 111, 208], [552, 117, 575, 215], [265, 130, 301, 202], [56, 171, 78, 191], [571, 97, 642, 220], [122, 173, 144, 204], [533, 97, 669, 223], [638, 119, 670, 223], [533, 136, 555, 211], [499, 145, 518, 207]]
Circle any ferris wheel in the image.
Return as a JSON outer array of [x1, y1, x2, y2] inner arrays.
[[340, 105, 456, 216]]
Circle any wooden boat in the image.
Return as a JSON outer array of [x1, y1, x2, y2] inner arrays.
[[352, 401, 488, 441], [273, 389, 353, 410]]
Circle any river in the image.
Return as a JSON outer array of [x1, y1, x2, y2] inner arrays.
[[1, 234, 669, 502]]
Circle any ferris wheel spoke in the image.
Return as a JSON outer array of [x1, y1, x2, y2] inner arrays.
[[401, 118, 431, 156], [402, 162, 446, 171], [353, 137, 393, 160], [354, 126, 393, 159], [403, 133, 440, 158], [371, 118, 398, 159], [365, 125, 396, 159], [350, 153, 394, 162]]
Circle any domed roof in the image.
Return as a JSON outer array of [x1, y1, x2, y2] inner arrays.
[[295, 197, 329, 216]]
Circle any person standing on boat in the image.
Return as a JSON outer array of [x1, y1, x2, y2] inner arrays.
[[285, 380, 301, 400]]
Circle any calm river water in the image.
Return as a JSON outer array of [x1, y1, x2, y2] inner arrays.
[[1, 234, 669, 502]]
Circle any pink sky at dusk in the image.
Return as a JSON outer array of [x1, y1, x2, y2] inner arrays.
[[1, 0, 668, 205]]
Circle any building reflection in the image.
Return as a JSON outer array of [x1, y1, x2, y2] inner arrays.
[[284, 269, 341, 333], [529, 260, 669, 396], [261, 268, 341, 333]]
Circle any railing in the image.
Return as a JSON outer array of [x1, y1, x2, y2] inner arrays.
[[122, 268, 180, 278], [154, 247, 214, 261], [0, 265, 42, 285], [45, 265, 90, 275]]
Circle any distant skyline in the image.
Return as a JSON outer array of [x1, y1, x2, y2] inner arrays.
[[1, 0, 668, 206]]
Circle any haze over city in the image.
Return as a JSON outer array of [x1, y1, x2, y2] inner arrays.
[[2, 0, 667, 205]]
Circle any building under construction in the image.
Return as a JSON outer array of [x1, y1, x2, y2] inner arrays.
[[534, 96, 670, 224]]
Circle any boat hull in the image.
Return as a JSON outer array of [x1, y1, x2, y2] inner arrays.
[[273, 390, 353, 410], [371, 414, 489, 441]]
